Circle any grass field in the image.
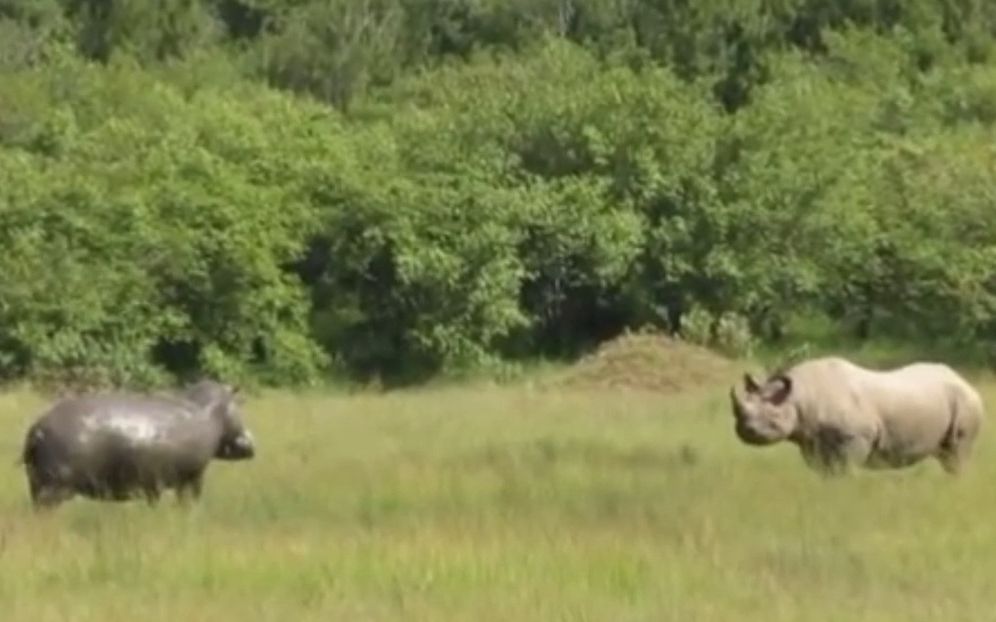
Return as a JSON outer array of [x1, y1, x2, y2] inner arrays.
[[2, 357, 996, 621]]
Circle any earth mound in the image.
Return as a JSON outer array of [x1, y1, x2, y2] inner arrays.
[[552, 330, 737, 394]]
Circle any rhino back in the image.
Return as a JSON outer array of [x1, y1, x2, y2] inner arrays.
[[789, 358, 977, 454], [784, 358, 879, 433], [863, 363, 982, 449]]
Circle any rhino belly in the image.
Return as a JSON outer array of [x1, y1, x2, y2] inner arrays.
[[865, 448, 929, 470], [872, 417, 949, 466]]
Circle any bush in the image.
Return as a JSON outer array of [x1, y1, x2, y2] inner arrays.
[[0, 56, 334, 387], [3, 4, 996, 388]]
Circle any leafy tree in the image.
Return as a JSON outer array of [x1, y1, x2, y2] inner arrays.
[[61, 0, 221, 62], [251, 0, 405, 110], [0, 57, 333, 387]]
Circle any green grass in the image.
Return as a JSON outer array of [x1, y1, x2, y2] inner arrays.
[[2, 376, 996, 620]]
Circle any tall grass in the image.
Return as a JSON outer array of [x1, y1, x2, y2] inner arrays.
[[1, 379, 995, 620]]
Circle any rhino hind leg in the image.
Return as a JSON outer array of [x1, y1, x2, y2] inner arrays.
[[937, 439, 971, 475], [936, 409, 983, 476]]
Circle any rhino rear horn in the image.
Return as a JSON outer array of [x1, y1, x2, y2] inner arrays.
[[743, 373, 762, 393]]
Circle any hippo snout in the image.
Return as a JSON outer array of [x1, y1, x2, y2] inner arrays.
[[217, 431, 255, 460]]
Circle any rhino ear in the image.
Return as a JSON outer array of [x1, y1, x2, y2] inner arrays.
[[743, 373, 762, 393], [767, 374, 793, 405]]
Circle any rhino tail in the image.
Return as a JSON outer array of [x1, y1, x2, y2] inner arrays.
[[942, 386, 985, 453]]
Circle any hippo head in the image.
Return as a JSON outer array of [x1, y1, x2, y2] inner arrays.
[[184, 380, 255, 461], [729, 372, 799, 446]]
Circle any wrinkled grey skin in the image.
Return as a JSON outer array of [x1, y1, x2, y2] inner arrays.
[[20, 380, 255, 509], [730, 357, 985, 476]]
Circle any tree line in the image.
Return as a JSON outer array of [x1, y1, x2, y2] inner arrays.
[[1, 0, 995, 388]]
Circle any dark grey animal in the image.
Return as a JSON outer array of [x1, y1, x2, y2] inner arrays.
[[730, 356, 984, 476], [20, 380, 255, 509]]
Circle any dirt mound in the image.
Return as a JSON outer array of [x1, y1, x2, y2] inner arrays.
[[553, 330, 737, 394]]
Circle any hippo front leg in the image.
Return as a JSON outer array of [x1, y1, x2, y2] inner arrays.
[[142, 485, 163, 506], [175, 473, 204, 505]]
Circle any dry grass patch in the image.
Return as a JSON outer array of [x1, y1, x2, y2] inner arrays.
[[551, 330, 738, 395]]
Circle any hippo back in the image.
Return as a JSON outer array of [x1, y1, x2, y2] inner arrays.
[[33, 393, 222, 460]]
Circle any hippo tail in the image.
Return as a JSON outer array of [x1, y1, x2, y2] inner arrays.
[[17, 425, 45, 468]]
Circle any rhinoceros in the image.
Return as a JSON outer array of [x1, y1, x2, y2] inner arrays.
[[20, 380, 255, 509], [729, 356, 985, 476]]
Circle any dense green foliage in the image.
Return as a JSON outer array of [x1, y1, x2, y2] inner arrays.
[[1, 0, 995, 387]]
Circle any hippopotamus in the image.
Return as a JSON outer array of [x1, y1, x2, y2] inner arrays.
[[729, 356, 985, 476], [20, 380, 255, 509]]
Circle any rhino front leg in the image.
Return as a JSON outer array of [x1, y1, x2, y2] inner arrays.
[[841, 436, 876, 470], [800, 443, 850, 476], [799, 427, 874, 477]]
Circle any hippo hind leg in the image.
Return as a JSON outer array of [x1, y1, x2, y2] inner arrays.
[[28, 476, 75, 511], [26, 463, 75, 510], [22, 432, 74, 510]]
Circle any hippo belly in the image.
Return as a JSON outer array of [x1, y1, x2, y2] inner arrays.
[[67, 435, 209, 501]]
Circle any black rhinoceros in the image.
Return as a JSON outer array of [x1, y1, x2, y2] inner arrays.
[[20, 380, 255, 509], [730, 356, 985, 476]]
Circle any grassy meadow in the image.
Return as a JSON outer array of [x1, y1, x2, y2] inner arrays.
[[1, 357, 996, 621]]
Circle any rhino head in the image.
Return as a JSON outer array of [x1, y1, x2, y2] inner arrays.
[[184, 380, 256, 461], [729, 372, 799, 446]]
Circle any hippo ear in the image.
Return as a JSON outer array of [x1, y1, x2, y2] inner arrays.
[[743, 373, 761, 393], [767, 374, 793, 405]]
